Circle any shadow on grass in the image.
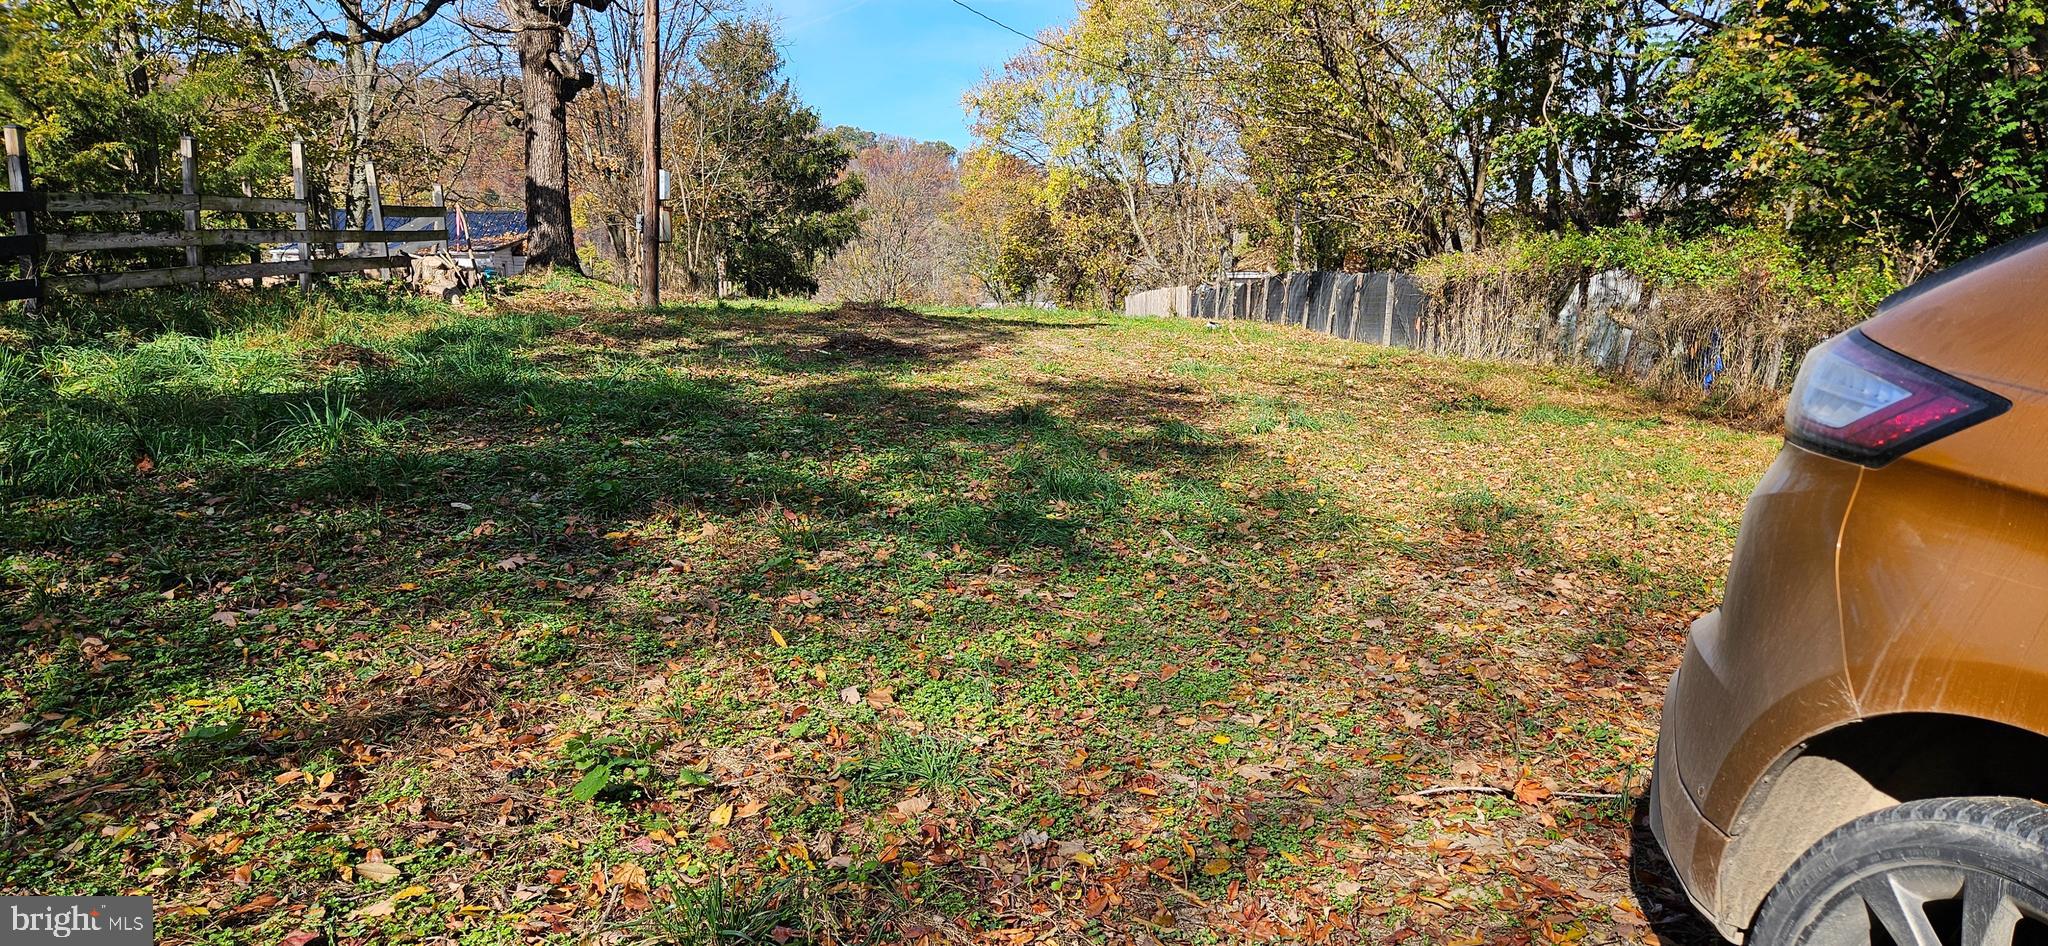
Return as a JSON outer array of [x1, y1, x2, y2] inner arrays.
[[0, 302, 1255, 861], [1629, 799, 1729, 945]]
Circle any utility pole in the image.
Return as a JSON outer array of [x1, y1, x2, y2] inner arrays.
[[638, 0, 661, 309]]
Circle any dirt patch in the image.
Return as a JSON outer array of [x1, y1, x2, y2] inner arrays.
[[800, 304, 1002, 362], [816, 331, 955, 360], [551, 326, 614, 348], [303, 342, 395, 371]]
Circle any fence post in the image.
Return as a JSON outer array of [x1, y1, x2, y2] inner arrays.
[[240, 181, 260, 287], [431, 184, 446, 254], [180, 135, 200, 271], [1381, 273, 1396, 345], [1286, 272, 1311, 326], [4, 125, 38, 314], [291, 139, 310, 291], [364, 160, 387, 279], [1345, 274, 1366, 340]]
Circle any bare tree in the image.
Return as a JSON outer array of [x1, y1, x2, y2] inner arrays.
[[299, 0, 462, 222], [567, 0, 729, 281], [817, 138, 973, 305]]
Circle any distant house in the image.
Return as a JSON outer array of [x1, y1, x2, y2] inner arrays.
[[446, 208, 528, 276], [451, 210, 526, 247], [315, 207, 529, 276]]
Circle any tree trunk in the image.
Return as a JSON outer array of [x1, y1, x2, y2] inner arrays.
[[516, 19, 580, 270], [344, 35, 378, 227]]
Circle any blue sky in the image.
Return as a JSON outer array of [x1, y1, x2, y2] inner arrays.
[[772, 0, 1077, 147]]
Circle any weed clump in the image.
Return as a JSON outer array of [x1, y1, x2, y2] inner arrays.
[[1446, 487, 1534, 533]]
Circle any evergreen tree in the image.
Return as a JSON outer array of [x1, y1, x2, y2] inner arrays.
[[674, 21, 861, 296]]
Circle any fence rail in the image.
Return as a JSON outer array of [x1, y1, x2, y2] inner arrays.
[[0, 125, 450, 307]]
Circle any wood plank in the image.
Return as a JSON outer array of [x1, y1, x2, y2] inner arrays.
[[379, 203, 445, 218], [46, 193, 197, 213], [310, 255, 408, 275], [45, 229, 445, 252], [49, 266, 201, 292], [0, 190, 42, 213], [354, 229, 446, 243], [45, 230, 194, 252], [0, 232, 42, 256], [0, 278, 38, 301], [202, 195, 306, 215], [41, 192, 309, 214], [48, 255, 409, 294]]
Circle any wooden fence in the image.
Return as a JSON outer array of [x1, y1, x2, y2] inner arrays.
[[0, 125, 448, 309], [1124, 272, 1428, 346]]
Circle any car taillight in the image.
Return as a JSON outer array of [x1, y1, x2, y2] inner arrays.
[[1785, 329, 2010, 468]]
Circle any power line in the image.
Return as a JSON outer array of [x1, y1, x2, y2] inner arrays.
[[943, 0, 1224, 84]]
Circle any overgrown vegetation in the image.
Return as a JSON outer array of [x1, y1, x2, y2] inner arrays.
[[1, 279, 1767, 943], [1413, 226, 1901, 407], [959, 0, 2045, 330]]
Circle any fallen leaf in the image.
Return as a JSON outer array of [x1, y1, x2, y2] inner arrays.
[[355, 861, 402, 884], [350, 898, 395, 919], [612, 863, 651, 911]]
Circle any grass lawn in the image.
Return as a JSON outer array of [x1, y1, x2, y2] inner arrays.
[[0, 276, 1777, 944]]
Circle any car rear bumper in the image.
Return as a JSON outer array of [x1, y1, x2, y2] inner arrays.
[[1649, 654, 1741, 942]]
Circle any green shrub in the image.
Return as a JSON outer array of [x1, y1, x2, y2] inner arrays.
[[1414, 226, 1897, 407]]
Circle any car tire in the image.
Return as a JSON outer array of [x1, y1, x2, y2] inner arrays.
[[1750, 796, 2048, 945]]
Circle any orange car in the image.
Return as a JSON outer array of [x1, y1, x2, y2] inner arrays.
[[1649, 231, 2048, 944]]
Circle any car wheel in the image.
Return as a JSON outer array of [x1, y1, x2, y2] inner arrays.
[[1751, 797, 2048, 945]]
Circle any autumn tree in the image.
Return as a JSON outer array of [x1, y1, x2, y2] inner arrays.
[[816, 137, 971, 305], [966, 0, 1239, 293], [564, 0, 730, 280], [950, 149, 1048, 304], [950, 146, 1134, 307], [0, 0, 308, 194], [292, 0, 460, 224], [1189, 0, 1686, 266]]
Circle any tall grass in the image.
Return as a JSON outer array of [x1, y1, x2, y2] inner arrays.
[[0, 282, 535, 495]]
